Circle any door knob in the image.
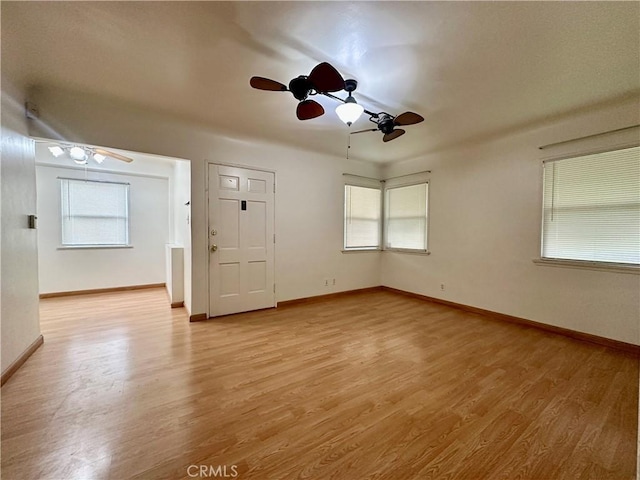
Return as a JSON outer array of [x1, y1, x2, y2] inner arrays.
[[210, 244, 217, 252]]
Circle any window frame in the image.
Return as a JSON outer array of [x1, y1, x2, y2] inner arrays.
[[342, 177, 383, 252], [59, 177, 131, 249], [342, 173, 431, 254], [536, 143, 640, 272], [383, 178, 430, 254]]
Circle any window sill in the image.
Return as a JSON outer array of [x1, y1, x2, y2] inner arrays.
[[384, 249, 431, 255], [58, 245, 133, 250], [341, 249, 382, 253], [341, 249, 431, 256], [533, 258, 639, 274]]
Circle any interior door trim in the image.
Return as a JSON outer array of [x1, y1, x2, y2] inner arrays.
[[205, 160, 276, 175]]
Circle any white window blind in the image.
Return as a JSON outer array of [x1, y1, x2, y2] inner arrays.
[[542, 146, 640, 265], [385, 183, 428, 250], [60, 178, 130, 246], [344, 185, 381, 249]]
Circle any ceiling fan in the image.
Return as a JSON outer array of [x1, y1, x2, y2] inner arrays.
[[250, 62, 345, 120], [351, 111, 424, 143], [47, 143, 134, 164], [250, 61, 424, 142]]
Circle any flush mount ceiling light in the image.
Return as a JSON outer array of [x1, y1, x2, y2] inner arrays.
[[249, 61, 424, 142], [47, 144, 134, 164]]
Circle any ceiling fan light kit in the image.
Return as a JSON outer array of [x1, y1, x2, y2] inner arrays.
[[250, 62, 424, 142], [69, 146, 87, 161], [48, 145, 64, 157], [335, 79, 364, 126], [335, 97, 364, 126], [47, 144, 134, 164]]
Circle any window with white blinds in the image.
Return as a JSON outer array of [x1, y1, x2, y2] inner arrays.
[[60, 178, 130, 246], [541, 146, 640, 265], [385, 183, 428, 251], [344, 185, 381, 250]]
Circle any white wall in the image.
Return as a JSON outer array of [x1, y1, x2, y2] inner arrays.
[[29, 87, 383, 315], [382, 98, 640, 345], [171, 160, 191, 246], [205, 137, 382, 302], [171, 159, 191, 312], [30, 87, 637, 344], [35, 146, 172, 294], [1, 80, 41, 373]]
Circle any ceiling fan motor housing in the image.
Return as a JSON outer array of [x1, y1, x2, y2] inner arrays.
[[344, 79, 358, 93], [289, 76, 313, 101], [378, 115, 396, 134]]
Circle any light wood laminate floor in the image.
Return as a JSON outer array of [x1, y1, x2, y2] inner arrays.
[[1, 288, 638, 479]]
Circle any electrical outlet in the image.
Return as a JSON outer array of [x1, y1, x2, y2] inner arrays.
[[440, 283, 445, 291]]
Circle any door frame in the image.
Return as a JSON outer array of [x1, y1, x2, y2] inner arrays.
[[206, 161, 276, 318]]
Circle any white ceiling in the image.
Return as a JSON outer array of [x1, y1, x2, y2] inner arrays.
[[3, 2, 639, 164]]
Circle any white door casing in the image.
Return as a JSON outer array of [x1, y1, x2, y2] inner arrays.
[[208, 164, 275, 317]]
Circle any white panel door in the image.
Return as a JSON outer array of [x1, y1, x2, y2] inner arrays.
[[209, 164, 275, 317]]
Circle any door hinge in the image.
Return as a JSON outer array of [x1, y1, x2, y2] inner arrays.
[[273, 284, 276, 293], [273, 183, 276, 193], [273, 234, 276, 243]]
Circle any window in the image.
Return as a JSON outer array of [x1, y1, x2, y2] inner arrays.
[[384, 182, 429, 251], [344, 184, 381, 250], [60, 178, 130, 247], [541, 146, 640, 265], [343, 172, 429, 253]]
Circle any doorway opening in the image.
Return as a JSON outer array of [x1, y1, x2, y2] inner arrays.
[[33, 139, 192, 315]]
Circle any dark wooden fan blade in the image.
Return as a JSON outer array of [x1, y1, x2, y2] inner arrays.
[[250, 76, 288, 91], [383, 129, 406, 142], [296, 100, 324, 120], [94, 148, 133, 163], [350, 128, 378, 135], [308, 62, 345, 92], [394, 112, 424, 126]]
